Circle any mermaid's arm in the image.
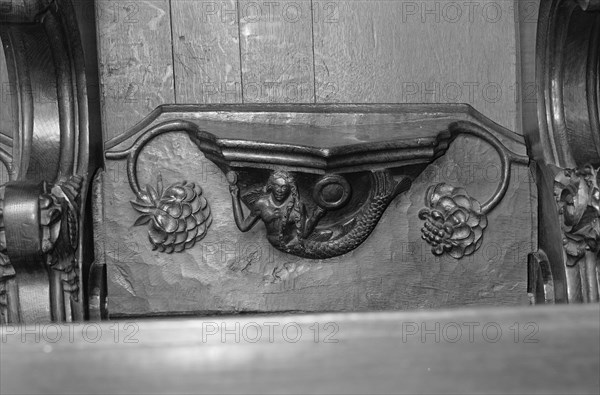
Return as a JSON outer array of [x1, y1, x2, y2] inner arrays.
[[227, 172, 260, 232], [302, 205, 327, 238]]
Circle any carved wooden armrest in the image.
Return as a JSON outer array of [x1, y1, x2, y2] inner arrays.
[[527, 0, 600, 304], [0, 0, 102, 323]]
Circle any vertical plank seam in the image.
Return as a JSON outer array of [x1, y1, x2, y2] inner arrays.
[[513, 0, 524, 136], [94, 1, 108, 145], [168, 0, 177, 103], [529, 164, 537, 260], [236, 0, 245, 103], [309, 0, 317, 104]]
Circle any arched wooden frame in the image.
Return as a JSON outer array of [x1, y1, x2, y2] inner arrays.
[[535, 0, 600, 168], [529, 0, 600, 304], [0, 0, 104, 323]]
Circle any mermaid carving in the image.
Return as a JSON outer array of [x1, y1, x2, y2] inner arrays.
[[228, 169, 408, 259]]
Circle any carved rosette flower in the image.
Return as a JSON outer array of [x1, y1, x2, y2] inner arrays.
[[554, 165, 600, 262], [418, 183, 488, 258], [131, 176, 212, 253]]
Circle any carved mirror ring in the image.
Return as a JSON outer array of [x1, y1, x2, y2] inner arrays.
[[313, 174, 352, 210]]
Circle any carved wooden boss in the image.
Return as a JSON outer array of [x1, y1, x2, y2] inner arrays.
[[0, 0, 598, 323]]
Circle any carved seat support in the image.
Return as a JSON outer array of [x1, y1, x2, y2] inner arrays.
[[0, 0, 531, 321], [106, 104, 528, 262]]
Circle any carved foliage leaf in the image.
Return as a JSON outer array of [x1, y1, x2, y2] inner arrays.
[[133, 215, 152, 227], [554, 165, 600, 258]]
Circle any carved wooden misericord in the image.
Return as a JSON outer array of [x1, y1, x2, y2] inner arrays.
[[105, 105, 529, 262], [0, 0, 598, 322]]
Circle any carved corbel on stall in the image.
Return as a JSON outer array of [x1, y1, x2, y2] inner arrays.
[[527, 0, 600, 304], [0, 0, 102, 323], [106, 104, 528, 261]]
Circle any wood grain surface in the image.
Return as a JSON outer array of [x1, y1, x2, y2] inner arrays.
[[239, 0, 315, 103], [1, 304, 598, 395], [96, 0, 175, 141], [171, 0, 242, 104], [313, 0, 521, 133], [93, 1, 536, 316], [96, 0, 525, 138]]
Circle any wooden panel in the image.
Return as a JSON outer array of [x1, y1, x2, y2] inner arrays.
[[96, 0, 174, 141], [171, 0, 242, 104], [95, 1, 536, 316], [239, 0, 315, 103], [313, 0, 522, 133], [1, 305, 599, 395]]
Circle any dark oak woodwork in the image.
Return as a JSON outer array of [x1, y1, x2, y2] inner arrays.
[[1, 304, 598, 395], [0, 0, 596, 323], [0, 1, 598, 393], [527, 0, 600, 304], [100, 104, 532, 317], [0, 0, 103, 323], [105, 104, 528, 260]]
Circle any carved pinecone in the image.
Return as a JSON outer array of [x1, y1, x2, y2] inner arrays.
[[419, 184, 487, 258], [131, 176, 212, 253]]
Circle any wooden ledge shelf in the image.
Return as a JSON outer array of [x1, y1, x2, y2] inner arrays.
[[106, 104, 527, 171], [1, 304, 598, 394]]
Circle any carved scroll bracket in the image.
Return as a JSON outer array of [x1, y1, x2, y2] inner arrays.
[[418, 121, 530, 258]]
